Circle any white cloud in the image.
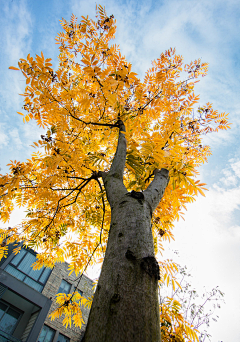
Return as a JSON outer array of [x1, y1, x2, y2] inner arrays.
[[219, 158, 240, 187], [0, 0, 33, 110], [162, 168, 240, 341], [0, 125, 9, 148], [9, 128, 23, 150], [21, 120, 44, 143], [2, 0, 32, 61]]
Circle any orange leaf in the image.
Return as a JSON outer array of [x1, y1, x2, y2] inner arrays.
[[9, 66, 20, 71]]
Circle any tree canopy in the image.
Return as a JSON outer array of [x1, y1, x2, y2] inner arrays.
[[0, 5, 229, 339]]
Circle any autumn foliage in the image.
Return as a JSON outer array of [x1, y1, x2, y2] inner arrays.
[[1, 5, 229, 340]]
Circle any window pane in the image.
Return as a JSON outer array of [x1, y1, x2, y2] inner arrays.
[[18, 252, 42, 280], [39, 268, 52, 284], [5, 265, 25, 281], [28, 265, 43, 281], [38, 325, 48, 340], [0, 302, 7, 320], [45, 329, 55, 342], [23, 277, 43, 292], [38, 325, 55, 342], [58, 280, 71, 294], [57, 333, 70, 342], [11, 249, 27, 266], [0, 307, 20, 334], [18, 251, 43, 281]]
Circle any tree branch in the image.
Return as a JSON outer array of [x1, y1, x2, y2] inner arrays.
[[143, 168, 169, 213], [100, 120, 127, 207], [108, 120, 126, 179]]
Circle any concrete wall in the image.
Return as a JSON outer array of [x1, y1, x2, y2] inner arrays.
[[2, 289, 39, 340]]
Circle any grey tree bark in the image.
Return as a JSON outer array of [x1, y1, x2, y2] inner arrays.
[[83, 122, 169, 342]]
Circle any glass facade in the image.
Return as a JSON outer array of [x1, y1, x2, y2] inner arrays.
[[5, 249, 52, 292]]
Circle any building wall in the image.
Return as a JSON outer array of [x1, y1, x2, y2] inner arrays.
[[40, 262, 94, 341], [0, 271, 52, 341], [0, 244, 94, 342]]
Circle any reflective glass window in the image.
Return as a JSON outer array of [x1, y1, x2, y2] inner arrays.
[[39, 268, 52, 283], [5, 249, 52, 292], [38, 324, 55, 342], [5, 265, 25, 281], [57, 333, 70, 342], [23, 277, 43, 292], [58, 280, 71, 294], [0, 301, 21, 335], [11, 249, 26, 266]]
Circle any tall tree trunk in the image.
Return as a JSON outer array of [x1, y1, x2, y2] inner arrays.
[[83, 122, 169, 342]]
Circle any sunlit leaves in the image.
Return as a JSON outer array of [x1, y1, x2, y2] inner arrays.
[[160, 298, 199, 342], [49, 291, 92, 328], [2, 4, 231, 334]]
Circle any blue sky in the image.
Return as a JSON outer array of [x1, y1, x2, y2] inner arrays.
[[1, 0, 240, 341]]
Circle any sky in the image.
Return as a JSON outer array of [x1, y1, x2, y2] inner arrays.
[[0, 0, 240, 341]]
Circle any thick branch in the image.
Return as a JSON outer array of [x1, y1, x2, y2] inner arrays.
[[109, 120, 126, 179], [100, 121, 127, 207], [143, 168, 169, 212]]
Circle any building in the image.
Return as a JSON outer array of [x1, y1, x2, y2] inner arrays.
[[0, 243, 94, 342]]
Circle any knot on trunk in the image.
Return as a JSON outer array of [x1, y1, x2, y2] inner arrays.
[[125, 249, 136, 261], [111, 293, 121, 303], [127, 190, 144, 204], [140, 256, 160, 280]]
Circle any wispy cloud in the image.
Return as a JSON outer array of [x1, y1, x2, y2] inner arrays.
[[163, 151, 240, 340], [0, 124, 9, 149], [0, 0, 33, 110], [220, 158, 240, 187], [9, 128, 23, 150], [163, 177, 240, 341]]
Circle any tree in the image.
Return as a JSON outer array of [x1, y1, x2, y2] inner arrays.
[[1, 5, 229, 342]]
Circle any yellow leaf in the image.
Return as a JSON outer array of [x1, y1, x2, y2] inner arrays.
[[9, 66, 20, 71], [197, 187, 206, 197]]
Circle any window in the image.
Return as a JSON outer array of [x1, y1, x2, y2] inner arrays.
[[57, 280, 71, 294], [57, 333, 70, 342], [0, 300, 22, 335], [38, 324, 55, 342], [5, 248, 52, 292]]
